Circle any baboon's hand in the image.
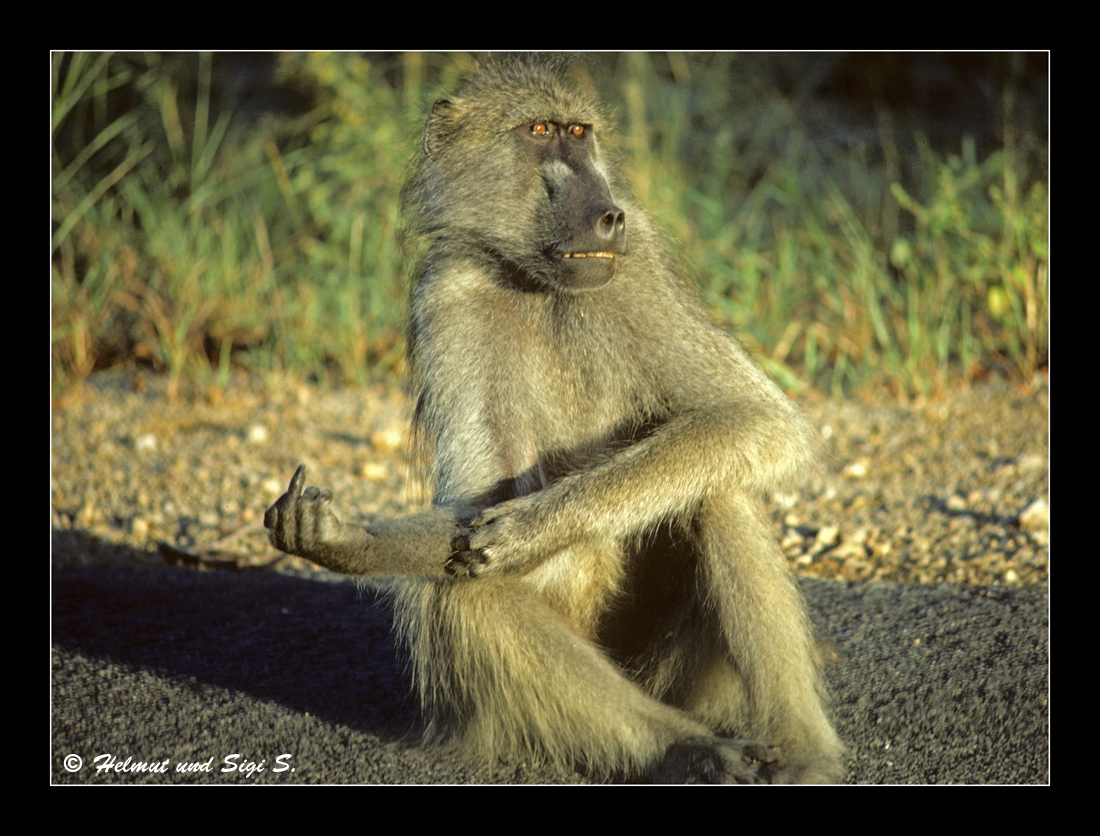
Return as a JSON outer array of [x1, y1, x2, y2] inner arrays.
[[267, 467, 466, 578], [446, 495, 551, 578], [264, 465, 368, 566], [444, 528, 483, 577]]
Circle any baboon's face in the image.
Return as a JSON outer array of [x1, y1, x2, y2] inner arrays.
[[515, 119, 626, 291]]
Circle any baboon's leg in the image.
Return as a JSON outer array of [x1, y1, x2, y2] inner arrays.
[[264, 466, 463, 578], [392, 574, 777, 783], [692, 491, 845, 783]]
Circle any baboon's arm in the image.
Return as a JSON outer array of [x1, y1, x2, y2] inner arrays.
[[265, 465, 463, 578], [454, 403, 814, 577]]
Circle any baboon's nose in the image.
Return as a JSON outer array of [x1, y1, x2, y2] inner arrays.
[[596, 205, 626, 251]]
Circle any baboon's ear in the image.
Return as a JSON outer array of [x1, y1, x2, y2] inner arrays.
[[424, 98, 455, 160]]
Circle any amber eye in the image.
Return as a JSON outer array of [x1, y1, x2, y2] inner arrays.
[[569, 124, 585, 138], [531, 122, 550, 136]]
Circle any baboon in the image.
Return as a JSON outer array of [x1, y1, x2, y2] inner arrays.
[[265, 54, 844, 783]]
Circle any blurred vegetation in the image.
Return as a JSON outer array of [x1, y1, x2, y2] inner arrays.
[[52, 51, 1048, 400]]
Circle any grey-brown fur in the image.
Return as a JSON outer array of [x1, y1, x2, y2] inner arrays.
[[265, 54, 843, 783]]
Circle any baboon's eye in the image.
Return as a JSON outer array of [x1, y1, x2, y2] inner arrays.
[[531, 122, 551, 137], [569, 124, 586, 138]]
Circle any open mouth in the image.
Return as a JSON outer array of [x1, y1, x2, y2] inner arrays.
[[560, 252, 616, 259]]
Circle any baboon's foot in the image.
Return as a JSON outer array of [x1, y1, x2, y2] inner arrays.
[[768, 753, 846, 784], [651, 737, 781, 784]]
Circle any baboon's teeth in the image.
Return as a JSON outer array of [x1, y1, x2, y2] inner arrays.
[[561, 252, 615, 259]]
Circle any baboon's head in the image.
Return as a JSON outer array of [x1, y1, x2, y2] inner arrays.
[[402, 54, 628, 292]]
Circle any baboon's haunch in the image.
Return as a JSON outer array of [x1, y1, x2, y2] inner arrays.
[[265, 54, 844, 783]]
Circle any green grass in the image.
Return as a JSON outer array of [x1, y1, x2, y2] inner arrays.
[[52, 52, 1047, 400]]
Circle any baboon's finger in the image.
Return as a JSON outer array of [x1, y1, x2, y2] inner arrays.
[[289, 464, 307, 498]]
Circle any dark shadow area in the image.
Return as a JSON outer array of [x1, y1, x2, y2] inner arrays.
[[51, 538, 1048, 784], [52, 564, 414, 736]]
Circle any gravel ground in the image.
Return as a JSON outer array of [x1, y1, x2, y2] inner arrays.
[[50, 370, 1049, 784], [51, 370, 1049, 588]]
